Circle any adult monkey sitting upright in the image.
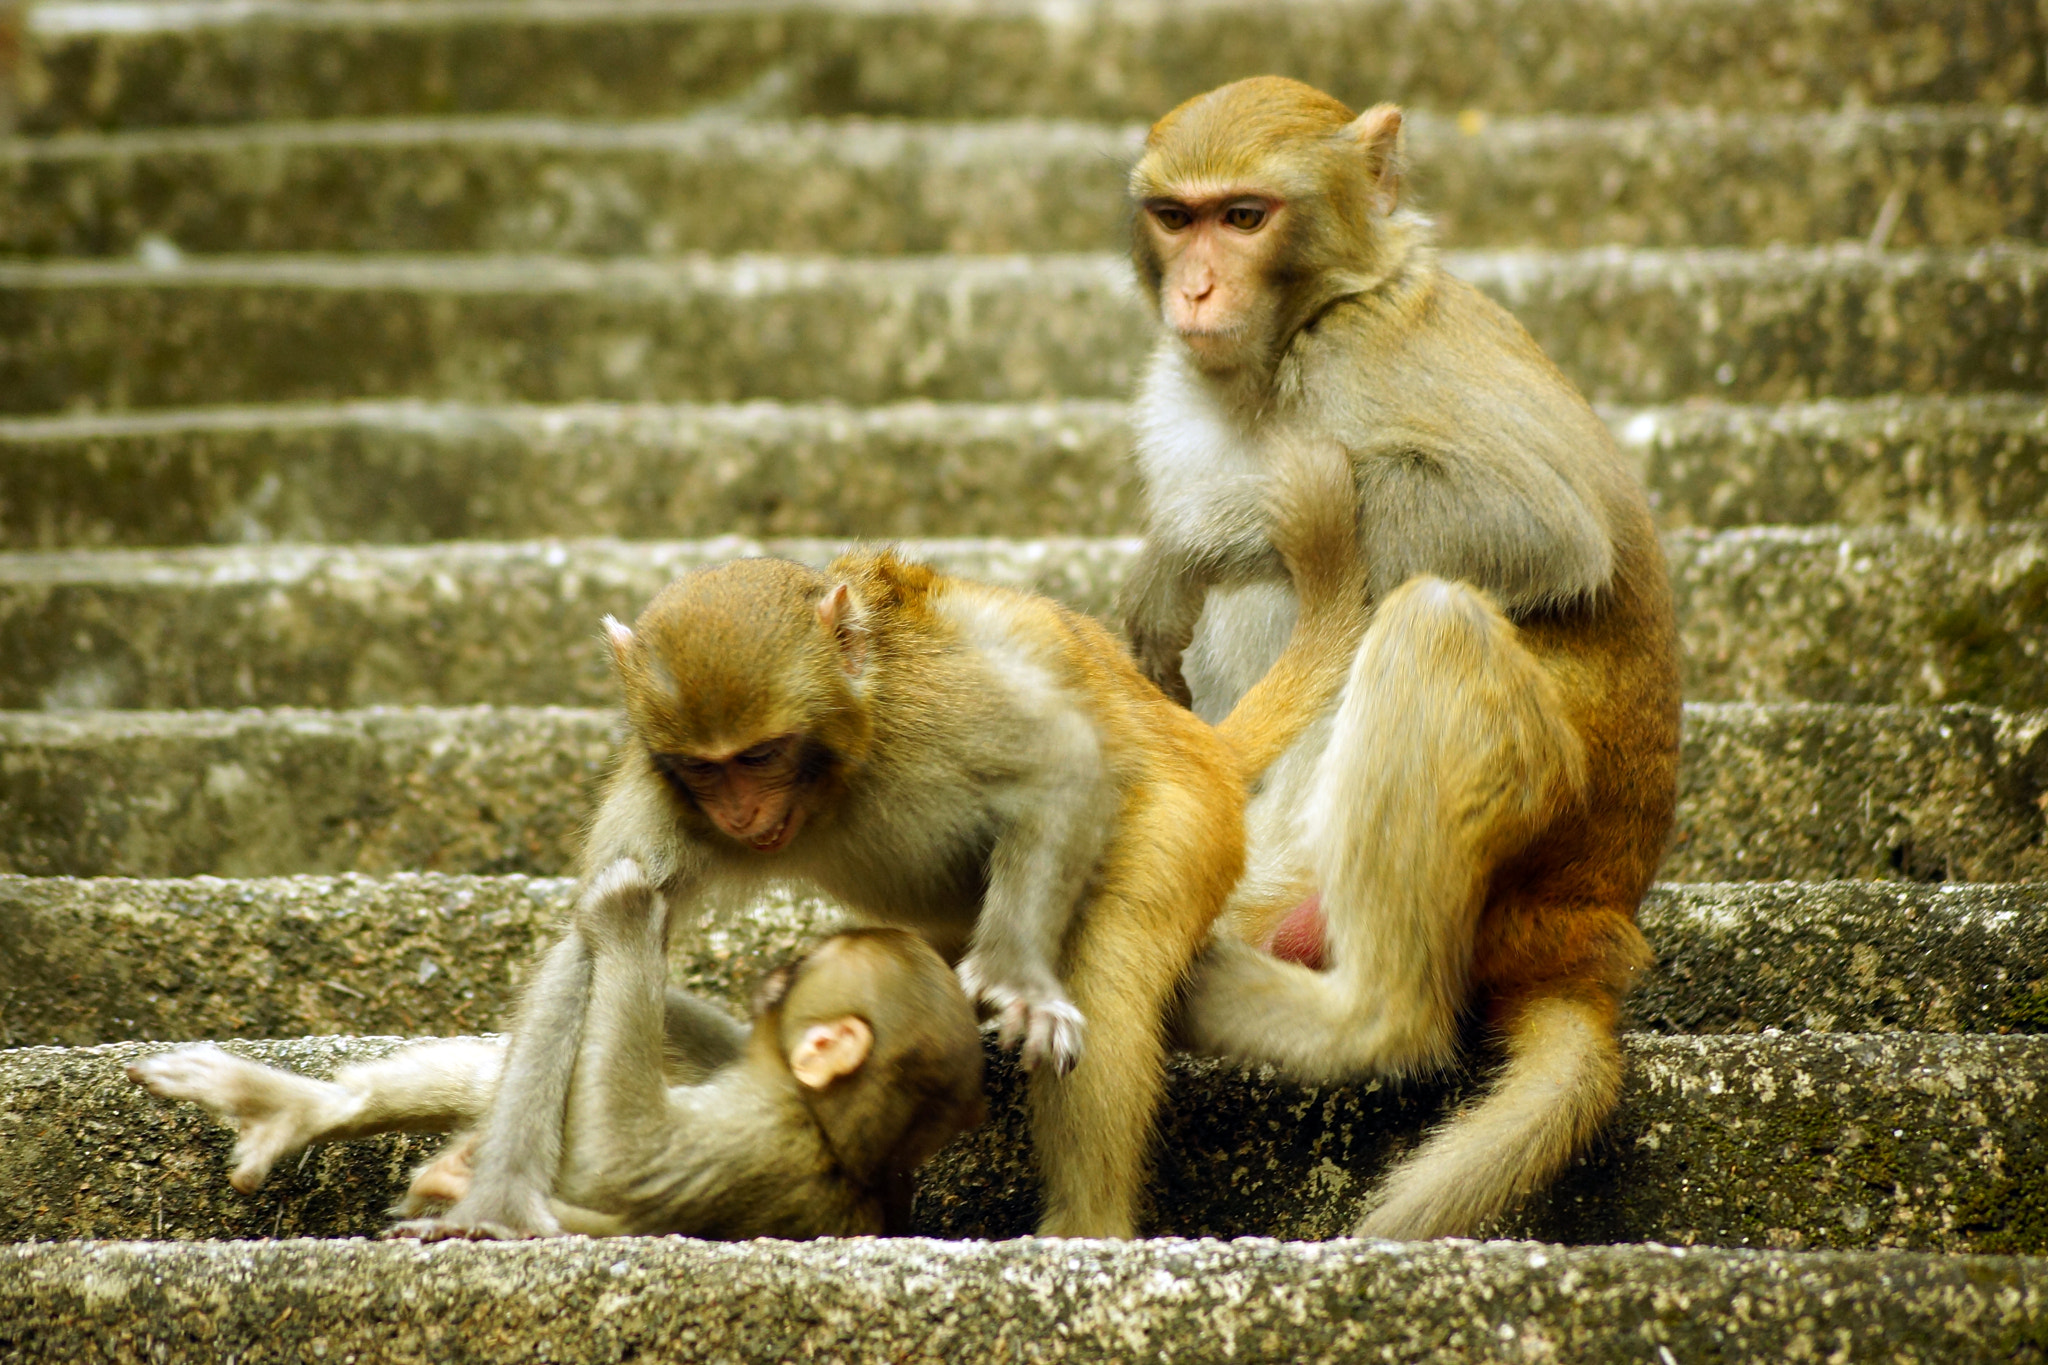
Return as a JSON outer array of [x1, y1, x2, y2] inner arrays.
[[1119, 76, 1682, 1240]]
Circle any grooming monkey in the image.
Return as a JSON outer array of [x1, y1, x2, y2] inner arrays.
[[409, 457, 1363, 1241], [129, 900, 987, 1240], [1119, 77, 1683, 1240]]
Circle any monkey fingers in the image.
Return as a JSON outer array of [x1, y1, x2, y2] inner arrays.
[[383, 1217, 533, 1242]]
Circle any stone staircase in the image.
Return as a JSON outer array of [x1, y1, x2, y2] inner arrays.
[[3, 0, 2046, 1359]]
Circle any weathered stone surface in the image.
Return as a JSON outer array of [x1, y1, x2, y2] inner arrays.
[[0, 400, 1140, 548], [3, 525, 2042, 709], [3, 246, 2044, 415], [5, 396, 2046, 551], [0, 536, 1142, 710], [0, 706, 618, 879], [1624, 394, 2048, 530], [1667, 703, 2048, 883], [0, 873, 840, 1047], [1666, 524, 2048, 707], [3, 704, 2045, 881], [18, 0, 2043, 132], [7, 1238, 2047, 1365], [7, 1031, 2046, 1253], [8, 874, 2046, 1049], [6, 106, 2043, 258], [1633, 882, 2048, 1036]]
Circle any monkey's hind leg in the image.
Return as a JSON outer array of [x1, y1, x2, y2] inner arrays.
[[1178, 576, 1586, 1084], [1032, 791, 1232, 1238]]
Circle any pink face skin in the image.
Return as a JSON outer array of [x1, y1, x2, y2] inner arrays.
[[1139, 192, 1285, 365], [660, 734, 809, 852]]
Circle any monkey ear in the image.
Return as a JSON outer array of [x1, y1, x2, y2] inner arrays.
[[1345, 103, 1404, 217], [601, 615, 636, 670], [817, 583, 871, 676], [788, 1016, 874, 1089]]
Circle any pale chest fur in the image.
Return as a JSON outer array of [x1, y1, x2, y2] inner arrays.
[[1131, 349, 1279, 565]]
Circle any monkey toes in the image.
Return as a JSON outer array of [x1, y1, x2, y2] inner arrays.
[[125, 1045, 313, 1192]]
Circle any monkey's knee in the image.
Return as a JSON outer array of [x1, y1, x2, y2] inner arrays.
[[575, 858, 661, 950]]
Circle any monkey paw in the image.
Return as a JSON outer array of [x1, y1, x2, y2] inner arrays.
[[956, 960, 1087, 1074], [383, 1217, 536, 1243]]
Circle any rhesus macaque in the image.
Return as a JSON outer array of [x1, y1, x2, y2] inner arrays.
[[1119, 76, 1683, 1240], [129, 901, 988, 1239], [405, 465, 1363, 1242]]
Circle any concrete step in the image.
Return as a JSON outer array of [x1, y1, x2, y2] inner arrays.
[[18, 0, 2041, 133], [6, 875, 2045, 1049], [6, 1029, 2046, 1253], [2, 526, 2044, 711], [2, 246, 2044, 415], [0, 703, 2043, 882], [4, 396, 2045, 550], [2, 1239, 2040, 1365], [7, 106, 2044, 258]]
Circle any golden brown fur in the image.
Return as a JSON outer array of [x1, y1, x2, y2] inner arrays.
[[1121, 76, 1681, 1239]]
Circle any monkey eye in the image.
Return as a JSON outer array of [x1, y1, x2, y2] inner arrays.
[[736, 737, 794, 769], [657, 754, 721, 786], [1223, 203, 1268, 231], [1150, 205, 1193, 232]]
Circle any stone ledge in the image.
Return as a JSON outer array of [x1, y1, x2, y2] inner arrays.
[[6, 874, 2046, 1049], [3, 396, 2043, 549], [2, 524, 2042, 709], [18, 0, 2042, 130], [5, 1031, 2047, 1252], [8, 876, 2042, 1049], [1, 704, 2044, 881], [2, 246, 2044, 413], [5, 106, 2042, 256]]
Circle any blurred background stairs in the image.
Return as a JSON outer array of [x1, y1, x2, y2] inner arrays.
[[1, 1, 2046, 1359]]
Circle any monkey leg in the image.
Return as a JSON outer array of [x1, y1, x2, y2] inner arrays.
[[1032, 793, 1231, 1238], [557, 859, 688, 1199], [130, 1039, 502, 1195], [1354, 986, 1626, 1240], [1178, 575, 1586, 1083]]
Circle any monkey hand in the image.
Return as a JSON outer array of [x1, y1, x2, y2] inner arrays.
[[126, 1045, 335, 1194], [956, 958, 1087, 1074]]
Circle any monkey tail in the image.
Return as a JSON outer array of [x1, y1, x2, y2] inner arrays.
[[1353, 990, 1625, 1240], [1215, 439, 1370, 780]]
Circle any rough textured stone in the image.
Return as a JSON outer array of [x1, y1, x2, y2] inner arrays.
[[7, 1238, 2047, 1365], [3, 525, 2043, 709], [2, 246, 2044, 415], [0, 873, 838, 1047], [6, 1031, 2047, 1253], [0, 400, 1141, 548], [1666, 524, 2048, 707], [1633, 882, 2048, 1036], [6, 106, 2042, 258], [1667, 703, 2048, 884], [0, 536, 1142, 709], [5, 396, 2046, 551], [7, 874, 2046, 1049], [17, 0, 2044, 132], [1624, 394, 2048, 530], [3, 704, 2044, 881]]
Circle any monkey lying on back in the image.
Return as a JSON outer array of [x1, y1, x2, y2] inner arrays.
[[129, 883, 986, 1240]]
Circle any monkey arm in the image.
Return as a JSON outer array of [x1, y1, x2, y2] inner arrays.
[[956, 707, 1117, 1073], [1117, 538, 1207, 707]]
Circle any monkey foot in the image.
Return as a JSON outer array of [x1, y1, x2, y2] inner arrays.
[[1264, 894, 1328, 971], [382, 1217, 534, 1243]]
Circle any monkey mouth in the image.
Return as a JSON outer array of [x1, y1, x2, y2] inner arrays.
[[745, 808, 802, 853]]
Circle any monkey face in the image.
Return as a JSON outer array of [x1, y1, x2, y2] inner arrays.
[[1138, 192, 1287, 363], [653, 734, 814, 851]]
